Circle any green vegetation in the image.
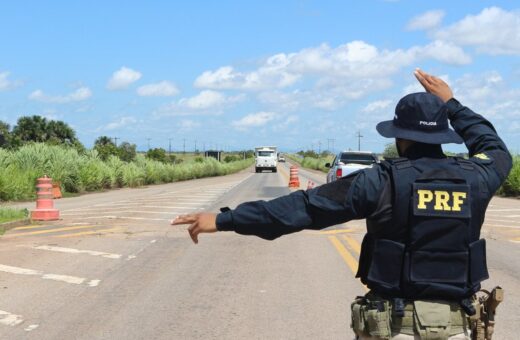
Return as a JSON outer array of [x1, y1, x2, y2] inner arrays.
[[498, 155, 520, 196], [0, 143, 254, 201], [287, 153, 333, 173], [0, 208, 28, 224]]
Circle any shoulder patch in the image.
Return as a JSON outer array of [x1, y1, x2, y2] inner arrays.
[[474, 153, 490, 160]]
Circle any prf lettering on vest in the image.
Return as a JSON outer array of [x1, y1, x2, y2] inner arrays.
[[417, 190, 467, 211]]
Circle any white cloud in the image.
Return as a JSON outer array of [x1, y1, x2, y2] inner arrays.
[[232, 111, 277, 130], [407, 10, 445, 31], [155, 90, 244, 116], [194, 40, 470, 94], [434, 7, 520, 55], [179, 119, 201, 130], [137, 81, 179, 97], [106, 67, 142, 90], [28, 87, 92, 103], [363, 99, 393, 113], [103, 116, 137, 131], [178, 90, 230, 109], [0, 71, 23, 91]]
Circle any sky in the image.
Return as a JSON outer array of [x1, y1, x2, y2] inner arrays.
[[1, 0, 520, 153]]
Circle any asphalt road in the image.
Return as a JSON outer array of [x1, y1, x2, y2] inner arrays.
[[0, 163, 519, 339]]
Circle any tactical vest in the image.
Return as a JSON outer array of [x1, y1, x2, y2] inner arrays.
[[357, 157, 490, 300]]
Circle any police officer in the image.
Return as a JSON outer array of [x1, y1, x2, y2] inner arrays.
[[172, 69, 512, 340]]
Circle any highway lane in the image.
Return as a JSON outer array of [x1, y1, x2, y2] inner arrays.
[[0, 164, 519, 339]]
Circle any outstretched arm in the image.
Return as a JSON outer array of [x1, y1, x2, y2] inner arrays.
[[172, 167, 388, 243]]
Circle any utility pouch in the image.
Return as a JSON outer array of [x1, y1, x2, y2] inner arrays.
[[350, 300, 366, 335], [413, 300, 451, 340], [366, 301, 392, 339]]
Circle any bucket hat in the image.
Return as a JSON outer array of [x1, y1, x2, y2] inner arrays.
[[376, 92, 463, 144]]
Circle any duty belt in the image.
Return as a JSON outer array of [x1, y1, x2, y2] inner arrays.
[[351, 294, 469, 340]]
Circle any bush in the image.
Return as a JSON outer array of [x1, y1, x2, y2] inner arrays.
[[0, 143, 254, 201], [499, 155, 520, 196]]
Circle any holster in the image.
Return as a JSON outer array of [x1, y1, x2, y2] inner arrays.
[[470, 286, 503, 340]]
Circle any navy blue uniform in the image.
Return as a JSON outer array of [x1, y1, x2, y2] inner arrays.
[[216, 98, 512, 244]]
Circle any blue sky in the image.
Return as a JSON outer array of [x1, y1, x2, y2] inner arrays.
[[1, 0, 520, 153]]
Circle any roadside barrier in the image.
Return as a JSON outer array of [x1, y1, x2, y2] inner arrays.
[[289, 166, 300, 188], [307, 180, 315, 190], [31, 176, 60, 221]]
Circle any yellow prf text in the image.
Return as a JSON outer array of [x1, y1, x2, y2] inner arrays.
[[417, 190, 467, 211]]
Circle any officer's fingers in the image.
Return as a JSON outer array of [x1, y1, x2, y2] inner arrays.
[[188, 223, 199, 244], [414, 69, 432, 89], [171, 213, 199, 225]]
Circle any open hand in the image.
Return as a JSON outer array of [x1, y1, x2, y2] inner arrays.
[[414, 68, 453, 103], [171, 212, 217, 244]]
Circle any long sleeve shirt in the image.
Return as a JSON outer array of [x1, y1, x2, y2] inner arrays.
[[216, 98, 513, 240]]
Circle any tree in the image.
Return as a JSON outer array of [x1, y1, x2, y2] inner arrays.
[[382, 142, 399, 159], [146, 148, 167, 163], [94, 136, 115, 147], [11, 115, 81, 147], [118, 142, 137, 162], [0, 121, 10, 147], [94, 136, 119, 161], [12, 116, 48, 143]]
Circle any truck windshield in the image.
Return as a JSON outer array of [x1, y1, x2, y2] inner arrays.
[[340, 154, 376, 165], [257, 151, 274, 157]]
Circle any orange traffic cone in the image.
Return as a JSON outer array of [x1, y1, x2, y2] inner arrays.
[[288, 166, 300, 188], [52, 181, 62, 199], [31, 176, 60, 221]]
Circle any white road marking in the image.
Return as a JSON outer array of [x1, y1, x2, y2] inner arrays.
[[0, 310, 23, 326], [25, 245, 122, 259], [25, 324, 39, 332], [64, 215, 171, 222], [483, 223, 520, 229], [150, 239, 157, 243], [487, 208, 520, 212], [88, 279, 101, 287], [61, 210, 194, 216], [0, 264, 100, 286]]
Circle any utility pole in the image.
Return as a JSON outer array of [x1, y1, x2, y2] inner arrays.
[[356, 131, 363, 151], [318, 141, 321, 155], [194, 140, 197, 152], [183, 138, 186, 154], [113, 137, 119, 147], [168, 138, 172, 155], [146, 138, 151, 150]]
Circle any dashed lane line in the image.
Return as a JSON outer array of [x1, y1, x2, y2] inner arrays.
[[0, 264, 100, 286], [0, 310, 23, 327], [3, 225, 97, 238], [23, 245, 122, 259], [55, 227, 123, 238]]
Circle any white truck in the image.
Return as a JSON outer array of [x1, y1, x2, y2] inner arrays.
[[255, 146, 278, 173], [325, 151, 379, 183]]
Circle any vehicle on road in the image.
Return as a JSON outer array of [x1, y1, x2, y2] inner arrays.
[[277, 153, 286, 162], [255, 146, 277, 173], [325, 151, 378, 183]]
